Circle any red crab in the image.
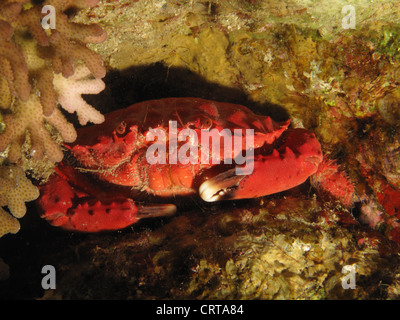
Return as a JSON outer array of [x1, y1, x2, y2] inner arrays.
[[37, 97, 323, 232]]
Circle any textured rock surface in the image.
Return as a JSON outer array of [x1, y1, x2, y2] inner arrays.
[[1, 0, 400, 299]]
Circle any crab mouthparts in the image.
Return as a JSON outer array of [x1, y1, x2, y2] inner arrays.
[[199, 169, 245, 202]]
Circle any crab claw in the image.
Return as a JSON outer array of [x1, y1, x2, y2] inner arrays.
[[42, 198, 176, 233], [199, 128, 323, 202], [136, 204, 177, 220], [38, 171, 176, 232]]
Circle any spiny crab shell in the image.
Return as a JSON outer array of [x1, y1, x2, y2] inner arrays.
[[37, 97, 323, 232]]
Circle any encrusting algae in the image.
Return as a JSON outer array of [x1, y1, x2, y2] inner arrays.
[[0, 0, 107, 237]]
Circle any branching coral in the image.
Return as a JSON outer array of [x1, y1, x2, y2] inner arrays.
[[0, 0, 107, 237], [0, 94, 77, 163], [0, 165, 39, 237], [0, 0, 107, 156], [54, 64, 105, 126]]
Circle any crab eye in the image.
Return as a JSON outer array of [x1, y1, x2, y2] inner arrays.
[[201, 118, 213, 130], [115, 121, 127, 136]]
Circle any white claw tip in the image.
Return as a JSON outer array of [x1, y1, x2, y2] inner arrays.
[[199, 180, 220, 202]]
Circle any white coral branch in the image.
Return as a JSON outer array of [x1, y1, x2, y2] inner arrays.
[[54, 65, 105, 125]]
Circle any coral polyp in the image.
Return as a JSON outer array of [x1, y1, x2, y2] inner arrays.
[[0, 0, 107, 237]]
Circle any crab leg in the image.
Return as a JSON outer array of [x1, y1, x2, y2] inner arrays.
[[199, 128, 323, 201], [38, 168, 176, 232]]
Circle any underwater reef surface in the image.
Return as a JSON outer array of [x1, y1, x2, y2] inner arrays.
[[1, 0, 400, 299]]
